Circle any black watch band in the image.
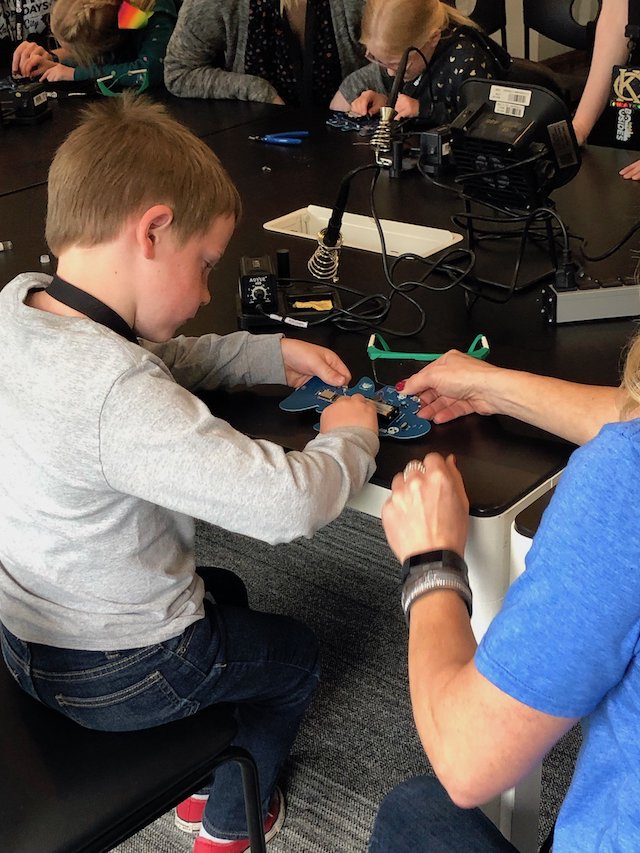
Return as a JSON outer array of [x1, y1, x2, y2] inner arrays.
[[401, 549, 468, 584], [400, 549, 472, 622]]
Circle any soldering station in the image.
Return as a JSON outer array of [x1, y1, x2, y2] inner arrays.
[[237, 51, 640, 357]]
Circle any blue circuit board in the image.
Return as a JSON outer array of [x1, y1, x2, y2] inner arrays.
[[280, 376, 431, 440]]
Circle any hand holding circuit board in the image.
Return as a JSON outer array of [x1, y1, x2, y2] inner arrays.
[[280, 376, 431, 440]]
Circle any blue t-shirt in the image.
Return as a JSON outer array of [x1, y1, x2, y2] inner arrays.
[[476, 420, 640, 852]]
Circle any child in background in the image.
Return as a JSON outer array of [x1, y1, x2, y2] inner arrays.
[[0, 96, 379, 853], [572, 0, 640, 179], [12, 0, 176, 91], [331, 0, 509, 124]]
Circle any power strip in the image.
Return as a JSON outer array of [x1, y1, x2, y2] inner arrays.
[[540, 275, 640, 324]]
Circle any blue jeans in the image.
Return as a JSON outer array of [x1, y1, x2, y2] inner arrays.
[[0, 594, 319, 841], [368, 776, 519, 853]]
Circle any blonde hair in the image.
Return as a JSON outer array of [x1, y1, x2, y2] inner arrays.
[[620, 333, 640, 419], [361, 0, 478, 56], [46, 95, 241, 255], [50, 0, 155, 68]]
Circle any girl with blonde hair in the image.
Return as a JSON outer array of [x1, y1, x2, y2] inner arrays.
[[12, 0, 176, 91], [331, 0, 510, 123]]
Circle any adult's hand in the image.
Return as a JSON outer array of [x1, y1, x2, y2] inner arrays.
[[397, 350, 498, 423], [382, 452, 469, 563]]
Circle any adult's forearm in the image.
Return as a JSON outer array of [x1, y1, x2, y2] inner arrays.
[[573, 0, 628, 141], [407, 592, 488, 804], [164, 60, 278, 101], [407, 593, 563, 808], [484, 368, 622, 445]]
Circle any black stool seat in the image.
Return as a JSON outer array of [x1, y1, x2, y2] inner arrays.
[[0, 661, 266, 853]]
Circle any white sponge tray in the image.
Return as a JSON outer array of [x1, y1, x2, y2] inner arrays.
[[263, 204, 463, 258]]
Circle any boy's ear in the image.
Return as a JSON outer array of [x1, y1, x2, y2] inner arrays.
[[137, 205, 175, 258]]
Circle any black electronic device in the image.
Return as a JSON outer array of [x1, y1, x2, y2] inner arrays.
[[419, 125, 452, 176], [237, 253, 342, 330], [449, 78, 580, 209], [238, 255, 279, 315], [0, 76, 51, 126]]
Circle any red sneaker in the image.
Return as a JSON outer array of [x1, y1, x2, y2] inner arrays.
[[191, 787, 285, 853], [175, 793, 208, 833]]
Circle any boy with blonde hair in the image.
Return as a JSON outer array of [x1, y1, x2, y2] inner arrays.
[[0, 95, 378, 853]]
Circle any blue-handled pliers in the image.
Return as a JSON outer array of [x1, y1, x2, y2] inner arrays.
[[249, 130, 309, 146]]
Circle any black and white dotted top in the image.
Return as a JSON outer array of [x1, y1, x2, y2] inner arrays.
[[340, 25, 510, 126], [245, 0, 343, 107]]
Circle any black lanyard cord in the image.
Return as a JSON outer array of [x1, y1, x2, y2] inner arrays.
[[46, 276, 139, 344]]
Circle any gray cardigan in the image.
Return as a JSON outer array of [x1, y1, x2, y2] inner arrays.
[[165, 0, 365, 102]]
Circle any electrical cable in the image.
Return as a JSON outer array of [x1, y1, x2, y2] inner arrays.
[[417, 151, 577, 299], [453, 148, 547, 183], [264, 168, 475, 336], [581, 219, 640, 262]]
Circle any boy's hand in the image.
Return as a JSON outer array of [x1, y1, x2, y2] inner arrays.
[[382, 453, 469, 563], [394, 94, 419, 118], [397, 350, 497, 423], [319, 394, 378, 434], [281, 338, 350, 388], [40, 64, 75, 83], [350, 90, 388, 116]]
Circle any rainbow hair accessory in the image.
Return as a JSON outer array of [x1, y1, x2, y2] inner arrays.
[[118, 0, 154, 29]]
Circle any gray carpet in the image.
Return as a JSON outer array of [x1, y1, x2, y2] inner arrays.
[[115, 509, 578, 853]]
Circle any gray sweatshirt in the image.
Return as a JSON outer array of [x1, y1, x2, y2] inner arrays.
[[0, 275, 378, 650], [164, 0, 364, 102]]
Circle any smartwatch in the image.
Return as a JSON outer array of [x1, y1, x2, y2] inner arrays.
[[401, 549, 472, 623]]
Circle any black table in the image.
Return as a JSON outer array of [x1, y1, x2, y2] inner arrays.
[[189, 119, 639, 510], [2, 105, 638, 516], [0, 88, 276, 197]]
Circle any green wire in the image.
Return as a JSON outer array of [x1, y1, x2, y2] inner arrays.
[[367, 333, 490, 363], [96, 68, 149, 97]]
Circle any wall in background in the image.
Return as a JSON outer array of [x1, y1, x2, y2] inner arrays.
[[457, 0, 599, 60]]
